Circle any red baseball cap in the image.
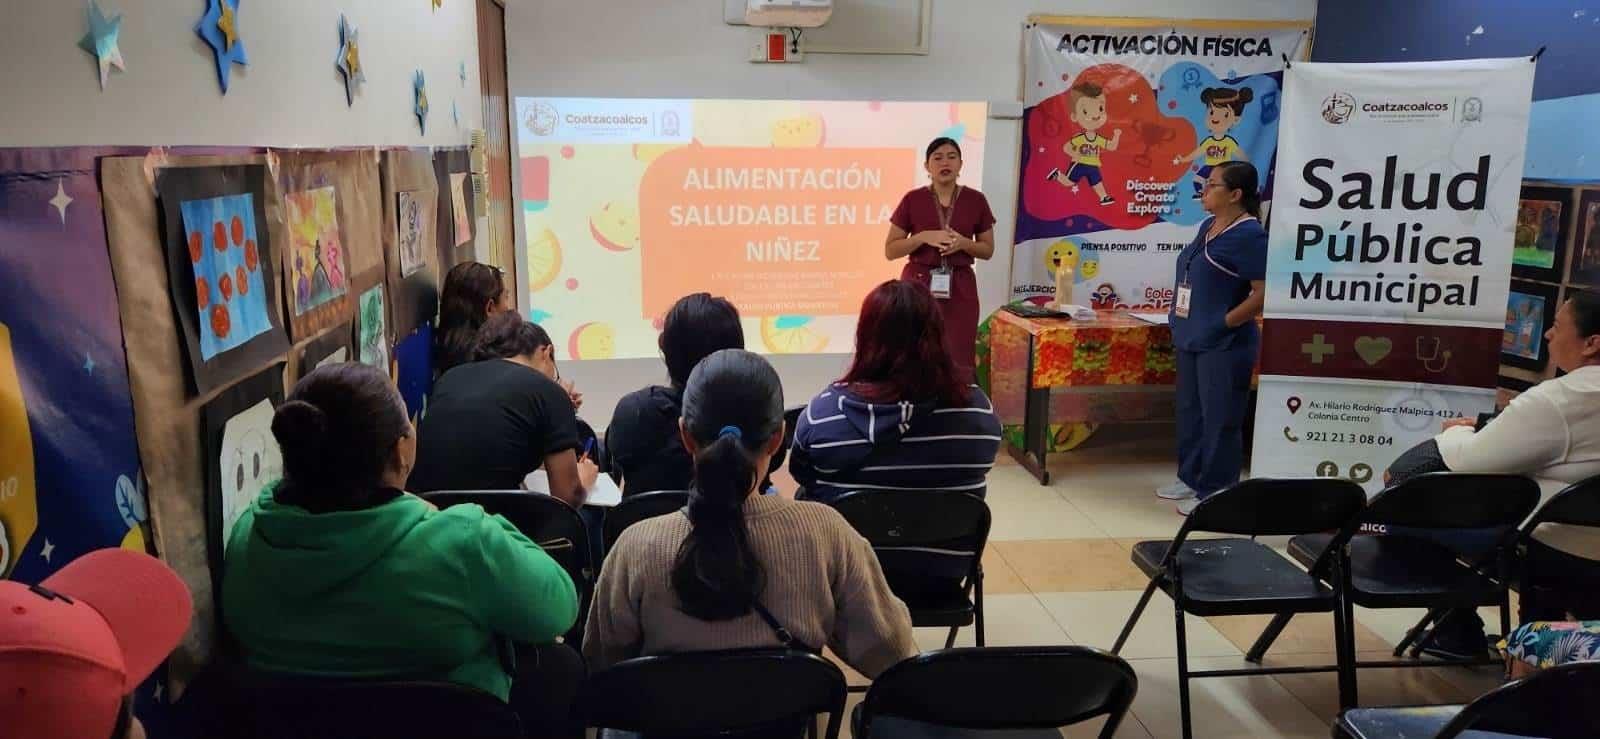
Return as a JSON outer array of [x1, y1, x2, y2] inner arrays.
[[0, 548, 192, 739]]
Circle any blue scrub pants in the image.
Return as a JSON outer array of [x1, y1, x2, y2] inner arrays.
[[1176, 343, 1256, 498]]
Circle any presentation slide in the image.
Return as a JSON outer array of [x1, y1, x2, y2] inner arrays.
[[514, 98, 987, 360]]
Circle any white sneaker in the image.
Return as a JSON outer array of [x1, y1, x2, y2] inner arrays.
[[1156, 480, 1196, 500], [1176, 497, 1202, 516]]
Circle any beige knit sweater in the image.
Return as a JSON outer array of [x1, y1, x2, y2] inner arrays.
[[583, 494, 918, 678]]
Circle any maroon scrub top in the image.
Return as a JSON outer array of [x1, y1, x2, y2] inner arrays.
[[890, 186, 996, 382]]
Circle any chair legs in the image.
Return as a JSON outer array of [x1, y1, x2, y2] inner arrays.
[[1112, 577, 1161, 656], [1244, 612, 1293, 663], [1174, 592, 1194, 739], [974, 568, 986, 648]]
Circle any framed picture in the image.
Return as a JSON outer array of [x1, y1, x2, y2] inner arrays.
[[1572, 190, 1600, 287], [1511, 185, 1571, 282], [1502, 279, 1559, 371]]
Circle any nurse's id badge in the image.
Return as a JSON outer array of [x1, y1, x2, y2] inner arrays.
[[1174, 284, 1192, 318], [929, 267, 953, 300]]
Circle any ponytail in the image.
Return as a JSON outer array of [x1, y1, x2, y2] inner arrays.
[[671, 432, 766, 620], [271, 363, 411, 513], [670, 349, 785, 622]]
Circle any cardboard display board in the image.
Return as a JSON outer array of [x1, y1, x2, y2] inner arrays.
[[433, 147, 475, 270], [269, 150, 386, 341], [381, 149, 442, 340]]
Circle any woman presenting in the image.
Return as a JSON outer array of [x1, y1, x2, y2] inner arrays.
[[1158, 160, 1267, 515], [885, 137, 996, 382]]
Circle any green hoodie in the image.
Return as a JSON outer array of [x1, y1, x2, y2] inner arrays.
[[222, 484, 578, 701]]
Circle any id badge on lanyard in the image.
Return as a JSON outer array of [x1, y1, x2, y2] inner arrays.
[[1174, 282, 1192, 318], [929, 186, 961, 301]]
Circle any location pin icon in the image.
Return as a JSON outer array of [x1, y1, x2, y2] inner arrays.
[[1287, 397, 1302, 415]]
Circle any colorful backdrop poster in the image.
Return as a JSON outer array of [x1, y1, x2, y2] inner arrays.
[[0, 148, 148, 583], [1011, 19, 1307, 310], [514, 97, 988, 360], [1250, 58, 1536, 493]]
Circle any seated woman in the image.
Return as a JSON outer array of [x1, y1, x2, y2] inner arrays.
[[435, 262, 510, 377], [408, 313, 597, 505], [585, 349, 916, 678], [606, 292, 745, 495], [788, 280, 1002, 504], [1384, 292, 1600, 653], [223, 363, 579, 715]]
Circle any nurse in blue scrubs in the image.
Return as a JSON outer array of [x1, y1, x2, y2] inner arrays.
[[1155, 161, 1268, 515]]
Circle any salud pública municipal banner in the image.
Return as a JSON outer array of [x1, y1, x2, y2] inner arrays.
[[1250, 58, 1537, 492], [1011, 18, 1308, 309]]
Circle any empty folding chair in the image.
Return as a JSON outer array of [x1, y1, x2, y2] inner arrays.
[[853, 646, 1137, 739], [1112, 478, 1367, 739], [600, 490, 688, 559]]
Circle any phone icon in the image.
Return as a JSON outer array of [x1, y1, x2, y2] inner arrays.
[[1282, 426, 1299, 443]]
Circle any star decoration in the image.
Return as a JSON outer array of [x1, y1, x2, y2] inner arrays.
[[49, 180, 73, 223], [335, 14, 364, 106], [459, 60, 467, 86], [84, 353, 96, 374], [79, 1, 126, 90], [413, 70, 429, 134], [1070, 184, 1081, 194], [431, 0, 443, 10], [1128, 93, 1139, 104], [452, 100, 460, 127], [40, 539, 55, 563], [196, 0, 248, 94]]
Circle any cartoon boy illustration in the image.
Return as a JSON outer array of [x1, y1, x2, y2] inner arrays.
[[1176, 87, 1253, 198], [1047, 82, 1122, 206]]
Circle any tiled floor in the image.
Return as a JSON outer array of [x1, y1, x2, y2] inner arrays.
[[830, 423, 1508, 738]]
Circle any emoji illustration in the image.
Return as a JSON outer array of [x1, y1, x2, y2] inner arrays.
[[1041, 239, 1081, 277], [589, 202, 639, 252], [526, 227, 564, 293], [760, 316, 829, 354], [569, 322, 617, 360], [1078, 257, 1100, 282], [771, 114, 825, 148], [219, 399, 282, 551], [0, 323, 36, 577]]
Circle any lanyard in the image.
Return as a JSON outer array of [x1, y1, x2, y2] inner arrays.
[[930, 186, 962, 271], [1183, 213, 1245, 285]]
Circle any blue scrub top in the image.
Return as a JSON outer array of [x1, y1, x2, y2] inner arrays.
[[1170, 216, 1267, 352]]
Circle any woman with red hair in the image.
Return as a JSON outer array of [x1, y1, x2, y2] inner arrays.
[[788, 280, 1002, 503]]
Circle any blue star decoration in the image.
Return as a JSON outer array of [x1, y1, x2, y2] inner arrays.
[[452, 99, 460, 128], [335, 14, 364, 106], [79, 1, 126, 90], [413, 70, 429, 134], [196, 0, 248, 94], [459, 60, 467, 86], [84, 353, 96, 374]]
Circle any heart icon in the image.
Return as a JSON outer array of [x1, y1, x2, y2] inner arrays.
[[1353, 336, 1393, 366]]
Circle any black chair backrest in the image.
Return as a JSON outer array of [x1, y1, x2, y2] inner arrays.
[[1524, 475, 1600, 534], [830, 490, 990, 580], [603, 490, 689, 553], [423, 491, 591, 586], [1182, 478, 1367, 539], [245, 673, 523, 739], [768, 405, 805, 476], [1360, 473, 1540, 531], [578, 649, 847, 738], [1436, 660, 1600, 739], [857, 647, 1137, 738]]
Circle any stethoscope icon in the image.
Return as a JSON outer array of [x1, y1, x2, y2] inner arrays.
[[1417, 336, 1451, 373]]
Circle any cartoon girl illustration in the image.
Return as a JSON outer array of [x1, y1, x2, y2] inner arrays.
[[1176, 87, 1253, 198]]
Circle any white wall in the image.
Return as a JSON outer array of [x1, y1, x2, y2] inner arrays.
[[0, 0, 481, 147], [505, 0, 1317, 426]]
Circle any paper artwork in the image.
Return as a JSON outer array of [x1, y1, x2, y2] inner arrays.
[[450, 173, 472, 246], [396, 190, 430, 277], [218, 398, 280, 552], [357, 285, 388, 369], [179, 193, 271, 360], [284, 186, 348, 315]]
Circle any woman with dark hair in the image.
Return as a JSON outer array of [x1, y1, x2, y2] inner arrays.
[[884, 136, 997, 383], [409, 312, 597, 504], [1161, 160, 1267, 515], [435, 261, 510, 375], [585, 350, 915, 676], [789, 280, 1001, 503], [223, 363, 578, 713], [606, 292, 745, 495]]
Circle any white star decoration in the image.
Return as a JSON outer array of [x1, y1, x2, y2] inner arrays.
[[49, 180, 73, 223], [1128, 93, 1139, 103], [40, 539, 55, 562], [1070, 185, 1081, 194]]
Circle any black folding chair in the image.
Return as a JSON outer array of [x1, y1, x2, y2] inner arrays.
[[600, 489, 688, 558], [424, 491, 592, 645], [829, 491, 991, 650], [1334, 660, 1600, 739], [242, 673, 523, 739], [577, 649, 847, 739], [1112, 478, 1367, 739], [1248, 473, 1540, 696], [769, 405, 804, 476], [853, 647, 1137, 739]]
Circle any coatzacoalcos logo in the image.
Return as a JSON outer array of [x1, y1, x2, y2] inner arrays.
[[524, 101, 558, 136], [1321, 92, 1356, 124]]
